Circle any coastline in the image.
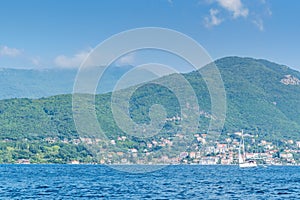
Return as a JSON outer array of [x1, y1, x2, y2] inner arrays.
[[1, 163, 299, 166]]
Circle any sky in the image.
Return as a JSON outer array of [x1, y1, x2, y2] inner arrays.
[[0, 0, 299, 71]]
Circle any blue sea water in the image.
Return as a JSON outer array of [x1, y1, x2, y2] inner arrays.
[[0, 165, 299, 199]]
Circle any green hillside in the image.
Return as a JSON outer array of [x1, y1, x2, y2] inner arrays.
[[0, 57, 300, 163], [217, 57, 300, 139]]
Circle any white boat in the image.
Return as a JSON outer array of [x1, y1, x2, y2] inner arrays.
[[239, 160, 257, 168], [239, 130, 257, 168]]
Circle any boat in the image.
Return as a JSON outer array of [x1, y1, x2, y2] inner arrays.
[[238, 130, 257, 168]]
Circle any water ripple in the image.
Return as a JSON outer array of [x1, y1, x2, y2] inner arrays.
[[0, 165, 299, 199]]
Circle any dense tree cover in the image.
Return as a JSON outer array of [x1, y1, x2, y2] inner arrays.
[[0, 57, 300, 163], [0, 141, 94, 164]]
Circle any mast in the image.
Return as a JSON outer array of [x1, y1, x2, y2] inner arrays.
[[242, 133, 246, 160], [238, 130, 244, 164]]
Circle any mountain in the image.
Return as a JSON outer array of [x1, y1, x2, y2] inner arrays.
[[0, 65, 134, 99], [215, 57, 300, 139], [1, 56, 300, 163], [2, 56, 300, 140]]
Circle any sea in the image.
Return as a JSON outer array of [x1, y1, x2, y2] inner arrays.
[[0, 164, 299, 199]]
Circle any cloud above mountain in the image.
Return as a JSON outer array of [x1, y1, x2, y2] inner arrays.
[[204, 0, 271, 31], [54, 50, 90, 68], [0, 45, 22, 57], [217, 0, 248, 18]]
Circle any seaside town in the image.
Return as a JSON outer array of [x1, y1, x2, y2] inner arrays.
[[7, 129, 300, 165], [96, 132, 300, 165], [29, 131, 300, 165]]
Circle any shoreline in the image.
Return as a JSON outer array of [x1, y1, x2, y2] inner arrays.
[[0, 163, 299, 166]]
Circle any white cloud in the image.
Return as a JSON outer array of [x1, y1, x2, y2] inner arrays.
[[252, 18, 264, 31], [204, 9, 223, 27], [266, 7, 272, 16], [31, 57, 41, 66], [54, 50, 90, 68], [0, 45, 22, 57], [167, 0, 173, 5], [203, 0, 248, 29], [116, 53, 135, 66], [204, 0, 272, 31], [216, 0, 248, 18]]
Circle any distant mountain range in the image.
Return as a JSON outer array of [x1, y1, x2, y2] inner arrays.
[[0, 65, 134, 99]]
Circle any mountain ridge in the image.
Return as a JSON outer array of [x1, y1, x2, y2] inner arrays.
[[0, 56, 299, 140], [0, 65, 134, 100]]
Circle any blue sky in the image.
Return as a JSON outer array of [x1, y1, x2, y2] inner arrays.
[[0, 0, 299, 70]]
